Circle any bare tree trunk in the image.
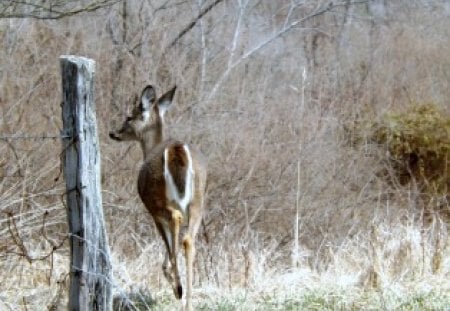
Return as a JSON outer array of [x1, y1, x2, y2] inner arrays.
[[60, 55, 112, 311]]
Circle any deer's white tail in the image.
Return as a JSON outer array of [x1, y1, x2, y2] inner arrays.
[[164, 143, 195, 215]]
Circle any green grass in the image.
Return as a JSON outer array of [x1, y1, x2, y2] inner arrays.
[[116, 288, 450, 311]]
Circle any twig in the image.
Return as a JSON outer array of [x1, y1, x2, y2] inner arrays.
[[2, 0, 122, 20], [197, 0, 208, 100], [47, 274, 69, 311], [206, 0, 371, 100], [6, 212, 31, 264], [166, 0, 225, 49], [5, 211, 68, 264]]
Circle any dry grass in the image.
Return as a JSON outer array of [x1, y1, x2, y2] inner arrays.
[[1, 1, 450, 310]]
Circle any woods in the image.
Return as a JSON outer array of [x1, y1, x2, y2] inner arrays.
[[1, 0, 449, 309]]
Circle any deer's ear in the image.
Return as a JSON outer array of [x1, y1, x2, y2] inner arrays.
[[157, 86, 177, 117], [140, 85, 156, 112]]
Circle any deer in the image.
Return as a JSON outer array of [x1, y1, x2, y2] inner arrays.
[[109, 85, 207, 311]]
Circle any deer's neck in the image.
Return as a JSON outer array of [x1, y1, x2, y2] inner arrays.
[[139, 120, 166, 159]]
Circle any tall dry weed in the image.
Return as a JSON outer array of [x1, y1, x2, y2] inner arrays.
[[1, 1, 449, 309]]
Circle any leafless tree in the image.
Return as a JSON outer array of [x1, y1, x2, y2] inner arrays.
[[0, 0, 121, 19]]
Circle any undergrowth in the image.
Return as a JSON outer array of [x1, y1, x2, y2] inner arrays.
[[369, 103, 450, 223], [373, 103, 450, 196], [2, 1, 450, 310], [121, 287, 450, 311]]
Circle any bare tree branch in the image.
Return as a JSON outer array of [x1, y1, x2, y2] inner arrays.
[[166, 0, 225, 49], [5, 211, 68, 263], [206, 0, 371, 100], [0, 0, 121, 19]]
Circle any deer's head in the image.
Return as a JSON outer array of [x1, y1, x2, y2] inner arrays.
[[109, 85, 176, 142]]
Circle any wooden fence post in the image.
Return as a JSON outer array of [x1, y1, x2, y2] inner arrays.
[[60, 55, 112, 311]]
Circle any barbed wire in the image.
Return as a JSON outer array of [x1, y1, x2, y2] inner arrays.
[[0, 134, 70, 141]]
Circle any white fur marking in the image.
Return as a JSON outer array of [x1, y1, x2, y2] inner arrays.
[[142, 110, 150, 121], [182, 145, 195, 211], [164, 145, 195, 215], [158, 108, 166, 120], [142, 96, 151, 111]]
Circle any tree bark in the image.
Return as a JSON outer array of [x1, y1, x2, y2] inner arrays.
[[60, 55, 112, 311]]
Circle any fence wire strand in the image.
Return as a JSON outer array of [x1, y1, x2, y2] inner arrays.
[[0, 134, 69, 141]]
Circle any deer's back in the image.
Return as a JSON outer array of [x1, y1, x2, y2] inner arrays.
[[137, 139, 207, 218]]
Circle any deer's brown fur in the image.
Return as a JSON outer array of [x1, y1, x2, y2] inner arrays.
[[109, 85, 207, 311]]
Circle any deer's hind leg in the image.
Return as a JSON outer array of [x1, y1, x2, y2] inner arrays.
[[154, 221, 174, 285], [182, 198, 203, 311], [155, 214, 183, 299], [167, 207, 184, 299]]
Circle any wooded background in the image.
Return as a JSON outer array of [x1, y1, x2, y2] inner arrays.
[[1, 0, 449, 309]]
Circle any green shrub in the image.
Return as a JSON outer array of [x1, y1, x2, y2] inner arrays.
[[373, 103, 450, 195]]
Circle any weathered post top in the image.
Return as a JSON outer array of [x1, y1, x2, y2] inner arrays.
[[60, 55, 95, 71]]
